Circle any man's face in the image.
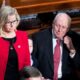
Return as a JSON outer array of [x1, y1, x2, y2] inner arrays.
[[52, 16, 70, 40]]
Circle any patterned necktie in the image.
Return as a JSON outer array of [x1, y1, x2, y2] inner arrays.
[[53, 39, 60, 80]]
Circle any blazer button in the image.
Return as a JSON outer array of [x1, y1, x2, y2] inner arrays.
[[10, 46, 13, 50], [18, 45, 21, 48]]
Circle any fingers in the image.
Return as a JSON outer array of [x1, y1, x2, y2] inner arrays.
[[64, 36, 75, 50], [64, 36, 71, 49]]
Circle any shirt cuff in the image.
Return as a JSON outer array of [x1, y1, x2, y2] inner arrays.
[[69, 52, 76, 58], [69, 49, 76, 58]]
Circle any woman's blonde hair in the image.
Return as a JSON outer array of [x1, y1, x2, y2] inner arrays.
[[0, 6, 20, 34]]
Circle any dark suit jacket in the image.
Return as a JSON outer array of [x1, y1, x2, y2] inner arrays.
[[32, 27, 80, 80]]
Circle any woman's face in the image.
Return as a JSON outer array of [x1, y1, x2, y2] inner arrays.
[[3, 14, 18, 33]]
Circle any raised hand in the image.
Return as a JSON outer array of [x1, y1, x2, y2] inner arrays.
[[64, 36, 76, 54]]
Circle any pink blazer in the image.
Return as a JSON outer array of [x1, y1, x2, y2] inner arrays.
[[0, 30, 31, 80]]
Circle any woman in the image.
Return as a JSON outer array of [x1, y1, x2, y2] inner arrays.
[[0, 6, 31, 80]]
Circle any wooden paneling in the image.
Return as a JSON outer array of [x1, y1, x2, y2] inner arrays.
[[0, 0, 80, 34], [0, 0, 80, 15], [12, 0, 80, 15], [0, 0, 3, 6]]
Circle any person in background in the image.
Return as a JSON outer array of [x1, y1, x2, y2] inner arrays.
[[32, 12, 80, 80], [28, 36, 38, 67], [28, 37, 33, 66], [28, 37, 33, 54], [0, 6, 31, 80], [20, 66, 44, 80]]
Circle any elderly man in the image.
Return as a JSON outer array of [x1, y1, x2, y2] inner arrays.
[[32, 13, 80, 80]]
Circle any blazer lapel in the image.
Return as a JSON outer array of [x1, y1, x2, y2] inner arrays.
[[46, 28, 53, 71], [62, 42, 70, 74]]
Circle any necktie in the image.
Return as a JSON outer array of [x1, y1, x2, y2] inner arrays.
[[53, 40, 60, 80]]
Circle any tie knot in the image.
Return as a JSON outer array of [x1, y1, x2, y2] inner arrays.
[[56, 39, 60, 45]]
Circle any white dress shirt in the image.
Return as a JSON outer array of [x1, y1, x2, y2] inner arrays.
[[52, 38, 62, 78]]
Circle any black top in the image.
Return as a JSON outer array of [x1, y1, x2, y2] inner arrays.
[[4, 37, 20, 80]]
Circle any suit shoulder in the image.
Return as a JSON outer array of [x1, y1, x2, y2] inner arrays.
[[32, 27, 52, 38], [68, 30, 80, 38]]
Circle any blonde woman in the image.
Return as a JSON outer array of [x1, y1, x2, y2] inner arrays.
[[0, 6, 31, 80]]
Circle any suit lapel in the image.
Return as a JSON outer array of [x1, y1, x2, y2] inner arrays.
[[62, 42, 70, 74], [46, 28, 53, 71]]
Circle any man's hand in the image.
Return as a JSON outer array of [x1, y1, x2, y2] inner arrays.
[[64, 36, 76, 54]]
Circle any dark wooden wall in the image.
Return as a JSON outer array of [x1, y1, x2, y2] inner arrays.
[[0, 0, 80, 34]]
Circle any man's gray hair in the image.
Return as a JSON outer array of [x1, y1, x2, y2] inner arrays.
[[53, 12, 71, 27]]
